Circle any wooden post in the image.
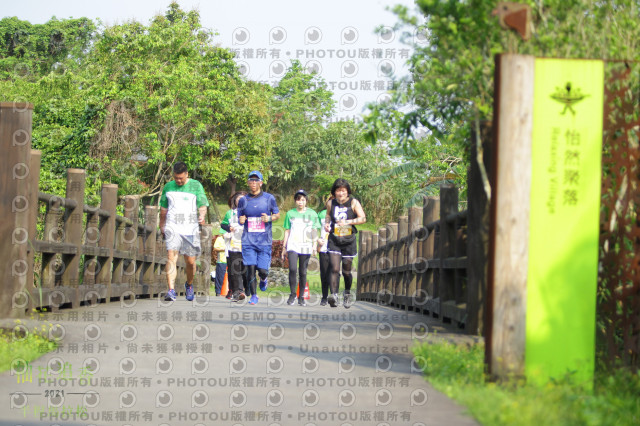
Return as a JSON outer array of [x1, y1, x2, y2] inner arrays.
[[198, 224, 213, 295], [396, 215, 408, 303], [142, 206, 158, 294], [370, 233, 379, 297], [407, 206, 423, 306], [26, 150, 41, 312], [361, 231, 372, 296], [439, 185, 458, 312], [123, 196, 139, 290], [83, 197, 100, 287], [62, 169, 85, 308], [421, 197, 439, 310], [467, 122, 492, 335], [356, 231, 366, 297], [0, 102, 33, 318], [96, 184, 118, 300], [486, 54, 534, 379]]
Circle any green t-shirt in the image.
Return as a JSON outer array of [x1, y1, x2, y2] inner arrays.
[[284, 208, 321, 254], [160, 179, 209, 235]]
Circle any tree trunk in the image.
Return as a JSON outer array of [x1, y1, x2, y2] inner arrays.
[[228, 176, 237, 197]]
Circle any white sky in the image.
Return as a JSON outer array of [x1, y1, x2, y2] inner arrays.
[[1, 0, 424, 120]]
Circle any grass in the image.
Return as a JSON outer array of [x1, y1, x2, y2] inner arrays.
[[0, 320, 58, 373], [412, 341, 640, 426]]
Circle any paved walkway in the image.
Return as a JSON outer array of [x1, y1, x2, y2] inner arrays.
[[1, 292, 479, 426]]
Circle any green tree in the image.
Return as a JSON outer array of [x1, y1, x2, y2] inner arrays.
[[0, 16, 95, 78], [84, 2, 274, 198]]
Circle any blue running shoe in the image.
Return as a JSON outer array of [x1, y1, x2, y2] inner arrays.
[[259, 279, 268, 291], [249, 294, 258, 305], [164, 289, 177, 301], [185, 282, 194, 301]]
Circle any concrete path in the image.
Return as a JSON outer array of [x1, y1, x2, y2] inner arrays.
[[0, 292, 479, 426]]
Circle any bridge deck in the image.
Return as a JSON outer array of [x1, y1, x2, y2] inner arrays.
[[1, 294, 478, 425]]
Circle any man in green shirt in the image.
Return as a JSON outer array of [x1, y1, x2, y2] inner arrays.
[[159, 162, 209, 301]]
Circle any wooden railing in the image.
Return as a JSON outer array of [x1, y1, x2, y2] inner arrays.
[[357, 185, 479, 329], [2, 104, 212, 316]]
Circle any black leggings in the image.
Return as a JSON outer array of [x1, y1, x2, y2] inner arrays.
[[246, 265, 268, 296], [329, 253, 354, 295], [319, 252, 331, 298], [287, 252, 310, 296], [227, 252, 246, 295]]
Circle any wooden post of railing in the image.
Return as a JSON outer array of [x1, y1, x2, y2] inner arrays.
[[376, 226, 390, 301], [361, 231, 371, 296], [26, 149, 41, 312], [63, 169, 86, 308], [384, 223, 397, 304], [123, 196, 138, 291], [407, 206, 422, 308], [439, 184, 457, 321], [0, 102, 33, 318], [421, 197, 439, 313], [142, 206, 158, 295], [97, 184, 118, 300], [357, 230, 367, 298], [83, 195, 101, 288], [467, 122, 492, 335], [396, 216, 408, 306], [198, 224, 213, 295], [370, 232, 379, 298]]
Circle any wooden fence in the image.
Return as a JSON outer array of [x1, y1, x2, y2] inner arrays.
[[1, 103, 212, 317], [357, 185, 484, 333]]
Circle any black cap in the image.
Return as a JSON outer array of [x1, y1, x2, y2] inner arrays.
[[295, 189, 308, 198]]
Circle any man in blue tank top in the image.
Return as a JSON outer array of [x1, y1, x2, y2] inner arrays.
[[237, 171, 280, 304]]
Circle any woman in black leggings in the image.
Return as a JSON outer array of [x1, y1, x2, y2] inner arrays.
[[281, 189, 321, 306], [324, 179, 366, 308]]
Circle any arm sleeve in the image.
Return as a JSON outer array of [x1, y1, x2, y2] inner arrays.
[[159, 184, 168, 208], [283, 211, 291, 229], [270, 194, 279, 214], [195, 181, 209, 208], [220, 210, 232, 233]]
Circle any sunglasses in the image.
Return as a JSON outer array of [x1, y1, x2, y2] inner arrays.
[[248, 178, 261, 182]]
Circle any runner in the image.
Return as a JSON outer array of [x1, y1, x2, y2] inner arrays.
[[159, 162, 209, 301], [220, 191, 248, 301], [324, 178, 366, 308], [237, 171, 280, 305], [316, 197, 332, 306], [281, 189, 321, 307]]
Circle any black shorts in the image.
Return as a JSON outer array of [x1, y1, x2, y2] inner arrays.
[[327, 234, 358, 258]]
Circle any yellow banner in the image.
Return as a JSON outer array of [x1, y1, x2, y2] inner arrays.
[[526, 58, 604, 386]]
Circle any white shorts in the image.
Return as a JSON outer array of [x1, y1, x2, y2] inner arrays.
[[165, 232, 201, 257]]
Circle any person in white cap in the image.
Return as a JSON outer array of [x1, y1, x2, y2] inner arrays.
[[281, 189, 321, 306]]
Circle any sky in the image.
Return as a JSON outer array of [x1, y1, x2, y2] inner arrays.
[[1, 0, 424, 120]]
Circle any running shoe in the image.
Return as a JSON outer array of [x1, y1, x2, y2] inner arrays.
[[287, 294, 296, 305], [343, 292, 353, 309], [259, 279, 268, 291], [328, 293, 338, 308], [185, 282, 194, 301], [225, 292, 232, 299], [298, 297, 307, 307], [320, 298, 328, 306], [164, 289, 177, 301], [238, 292, 246, 301], [248, 294, 258, 305]]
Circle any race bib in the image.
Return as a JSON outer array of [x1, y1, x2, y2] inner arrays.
[[247, 217, 266, 233], [334, 225, 352, 237]]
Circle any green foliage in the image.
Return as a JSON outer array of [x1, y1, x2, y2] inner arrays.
[[0, 16, 95, 78], [0, 321, 57, 373], [413, 341, 640, 425], [364, 0, 640, 211]]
